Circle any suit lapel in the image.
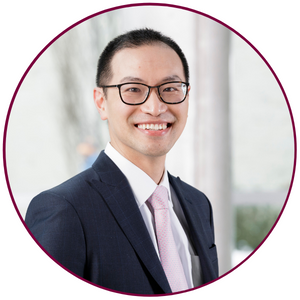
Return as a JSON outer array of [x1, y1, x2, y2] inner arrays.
[[89, 152, 171, 293], [168, 174, 218, 283]]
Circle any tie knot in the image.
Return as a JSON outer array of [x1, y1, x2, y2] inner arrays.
[[148, 185, 169, 210]]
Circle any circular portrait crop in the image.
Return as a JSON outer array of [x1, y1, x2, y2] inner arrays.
[[3, 3, 296, 296]]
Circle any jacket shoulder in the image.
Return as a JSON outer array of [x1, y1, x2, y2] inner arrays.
[[25, 166, 99, 224]]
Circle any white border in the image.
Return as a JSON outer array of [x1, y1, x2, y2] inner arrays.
[[1, 1, 299, 299]]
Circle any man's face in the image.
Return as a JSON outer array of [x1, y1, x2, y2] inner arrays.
[[94, 43, 189, 163]]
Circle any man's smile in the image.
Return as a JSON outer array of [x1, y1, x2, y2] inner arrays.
[[136, 123, 170, 131], [134, 122, 172, 137]]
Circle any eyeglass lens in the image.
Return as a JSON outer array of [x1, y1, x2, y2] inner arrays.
[[120, 82, 187, 104]]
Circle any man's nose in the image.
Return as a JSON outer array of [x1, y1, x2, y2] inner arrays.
[[140, 88, 168, 116]]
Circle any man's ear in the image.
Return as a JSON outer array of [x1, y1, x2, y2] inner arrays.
[[93, 87, 108, 120]]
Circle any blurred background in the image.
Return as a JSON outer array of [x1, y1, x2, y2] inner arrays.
[[5, 6, 294, 277]]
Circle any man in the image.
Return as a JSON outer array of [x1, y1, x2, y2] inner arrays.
[[25, 28, 218, 295]]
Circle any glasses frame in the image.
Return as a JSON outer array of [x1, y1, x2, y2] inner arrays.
[[99, 81, 190, 105]]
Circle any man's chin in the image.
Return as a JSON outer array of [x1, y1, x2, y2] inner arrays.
[[138, 145, 172, 159]]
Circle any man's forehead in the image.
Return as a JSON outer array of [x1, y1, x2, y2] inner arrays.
[[113, 43, 173, 58], [109, 44, 185, 82]]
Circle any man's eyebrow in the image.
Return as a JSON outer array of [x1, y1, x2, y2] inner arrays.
[[161, 75, 183, 82], [120, 75, 184, 84], [120, 76, 144, 83]]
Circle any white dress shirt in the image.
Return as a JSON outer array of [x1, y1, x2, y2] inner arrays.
[[105, 143, 201, 288]]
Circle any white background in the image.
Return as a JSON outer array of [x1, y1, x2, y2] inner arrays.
[[1, 1, 299, 299]]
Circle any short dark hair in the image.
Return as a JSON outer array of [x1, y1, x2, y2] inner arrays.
[[96, 28, 189, 88]]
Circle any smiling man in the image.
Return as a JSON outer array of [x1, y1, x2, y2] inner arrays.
[[25, 28, 218, 295]]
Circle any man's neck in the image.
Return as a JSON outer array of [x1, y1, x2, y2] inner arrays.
[[133, 156, 166, 185], [110, 143, 166, 185]]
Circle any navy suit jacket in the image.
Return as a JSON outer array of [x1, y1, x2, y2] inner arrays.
[[25, 151, 218, 294]]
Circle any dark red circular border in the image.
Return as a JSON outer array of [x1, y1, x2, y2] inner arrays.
[[2, 2, 297, 297]]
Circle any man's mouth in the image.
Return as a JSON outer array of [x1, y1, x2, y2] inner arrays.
[[136, 123, 170, 131]]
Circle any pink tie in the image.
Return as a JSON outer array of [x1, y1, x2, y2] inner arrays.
[[148, 186, 188, 293]]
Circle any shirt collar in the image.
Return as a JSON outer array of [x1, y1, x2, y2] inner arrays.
[[104, 142, 172, 208]]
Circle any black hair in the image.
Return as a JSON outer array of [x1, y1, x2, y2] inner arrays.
[[96, 28, 189, 87]]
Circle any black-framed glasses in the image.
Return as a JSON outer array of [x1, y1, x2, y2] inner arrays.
[[99, 81, 189, 105]]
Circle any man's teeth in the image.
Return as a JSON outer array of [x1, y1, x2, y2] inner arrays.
[[137, 124, 168, 130]]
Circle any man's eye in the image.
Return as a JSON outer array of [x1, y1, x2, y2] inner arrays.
[[129, 87, 141, 92], [163, 87, 177, 92], [124, 86, 141, 93]]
